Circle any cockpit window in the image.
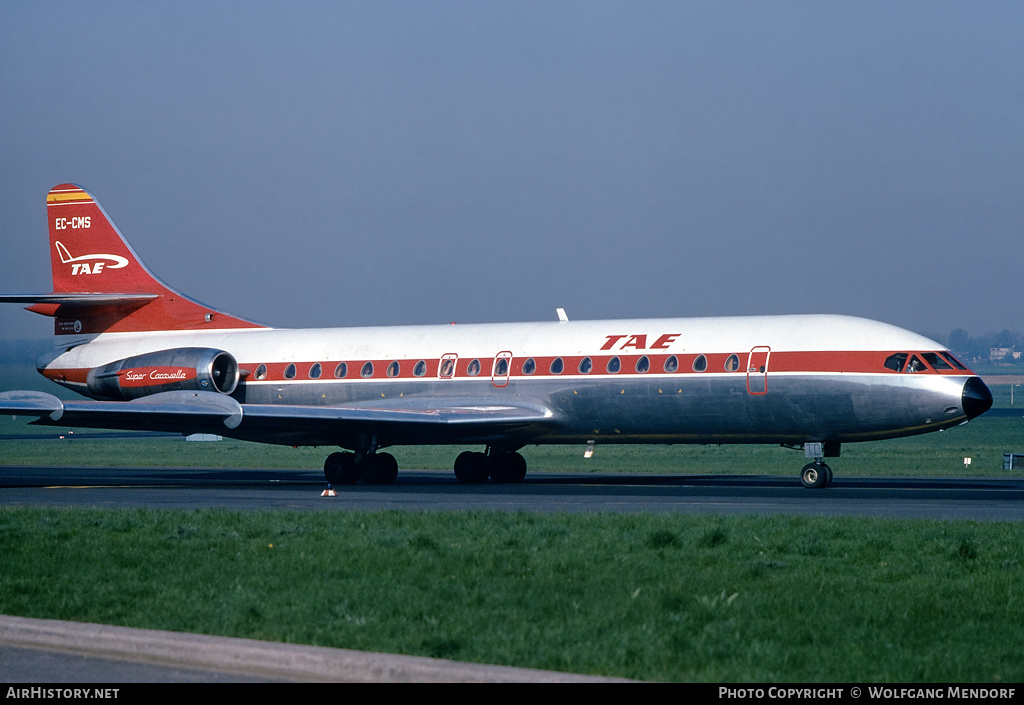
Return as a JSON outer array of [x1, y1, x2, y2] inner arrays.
[[884, 353, 907, 372], [906, 355, 929, 373], [921, 352, 953, 371], [939, 352, 968, 370]]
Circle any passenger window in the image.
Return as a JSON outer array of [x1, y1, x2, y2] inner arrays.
[[284, 363, 296, 379], [413, 360, 427, 377], [495, 358, 508, 376], [921, 353, 953, 371], [254, 364, 267, 381], [522, 358, 536, 375], [636, 356, 650, 373], [606, 356, 621, 373], [467, 359, 481, 376], [663, 355, 678, 373], [550, 357, 564, 374], [724, 354, 739, 372], [387, 361, 400, 377], [906, 355, 928, 373], [579, 357, 592, 374], [692, 355, 707, 372], [439, 358, 455, 378], [309, 362, 322, 379], [360, 361, 374, 378], [334, 362, 348, 378], [884, 353, 907, 373]]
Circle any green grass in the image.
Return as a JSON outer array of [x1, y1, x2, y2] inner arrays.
[[1, 507, 1021, 682]]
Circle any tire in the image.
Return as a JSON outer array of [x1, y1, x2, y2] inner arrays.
[[489, 452, 527, 484], [800, 462, 829, 489], [454, 451, 488, 484], [324, 452, 358, 485], [360, 452, 399, 485]]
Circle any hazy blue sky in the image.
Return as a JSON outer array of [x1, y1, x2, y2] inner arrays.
[[2, 2, 1022, 342]]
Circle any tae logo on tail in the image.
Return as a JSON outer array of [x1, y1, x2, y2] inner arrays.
[[55, 241, 129, 275]]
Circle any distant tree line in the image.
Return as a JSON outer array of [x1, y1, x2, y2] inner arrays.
[[940, 328, 1024, 365]]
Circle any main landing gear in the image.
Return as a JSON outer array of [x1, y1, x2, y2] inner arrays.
[[453, 449, 528, 484], [322, 446, 529, 487], [323, 451, 398, 486]]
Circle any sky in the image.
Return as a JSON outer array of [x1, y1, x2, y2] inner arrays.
[[2, 2, 1022, 343]]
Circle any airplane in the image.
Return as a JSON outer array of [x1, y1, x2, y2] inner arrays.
[[0, 184, 993, 489]]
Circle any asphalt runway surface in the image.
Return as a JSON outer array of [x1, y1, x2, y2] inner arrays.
[[2, 465, 1023, 521]]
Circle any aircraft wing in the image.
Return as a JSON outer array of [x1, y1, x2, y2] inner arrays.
[[0, 391, 559, 448]]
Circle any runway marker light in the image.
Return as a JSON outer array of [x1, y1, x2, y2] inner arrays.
[[964, 457, 972, 469], [321, 484, 337, 497]]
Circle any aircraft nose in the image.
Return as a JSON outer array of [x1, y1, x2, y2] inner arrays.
[[962, 376, 993, 419]]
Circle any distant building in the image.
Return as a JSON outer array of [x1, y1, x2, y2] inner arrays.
[[990, 347, 1021, 361]]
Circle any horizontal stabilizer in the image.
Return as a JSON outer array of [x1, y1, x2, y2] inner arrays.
[[0, 391, 65, 420], [0, 294, 159, 305], [0, 390, 243, 434]]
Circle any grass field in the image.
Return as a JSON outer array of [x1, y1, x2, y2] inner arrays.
[[1, 507, 1023, 682]]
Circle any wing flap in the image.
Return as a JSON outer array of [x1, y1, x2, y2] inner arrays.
[[0, 391, 558, 446]]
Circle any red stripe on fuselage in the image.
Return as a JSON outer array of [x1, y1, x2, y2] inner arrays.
[[43, 350, 971, 387]]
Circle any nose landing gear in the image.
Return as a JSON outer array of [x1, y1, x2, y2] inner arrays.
[[800, 461, 833, 489], [799, 442, 837, 489]]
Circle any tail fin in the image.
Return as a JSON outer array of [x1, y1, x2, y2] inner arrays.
[[25, 184, 266, 336]]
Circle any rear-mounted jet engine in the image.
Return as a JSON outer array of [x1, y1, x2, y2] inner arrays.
[[86, 348, 239, 400]]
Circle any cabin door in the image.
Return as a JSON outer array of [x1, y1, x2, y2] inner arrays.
[[492, 351, 512, 388], [746, 346, 770, 395]]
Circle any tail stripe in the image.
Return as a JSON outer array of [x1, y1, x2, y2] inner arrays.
[[47, 188, 93, 204]]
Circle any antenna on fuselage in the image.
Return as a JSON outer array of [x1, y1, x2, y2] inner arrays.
[[556, 307, 569, 322]]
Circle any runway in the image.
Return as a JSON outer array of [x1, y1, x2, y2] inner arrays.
[[2, 465, 1024, 521]]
